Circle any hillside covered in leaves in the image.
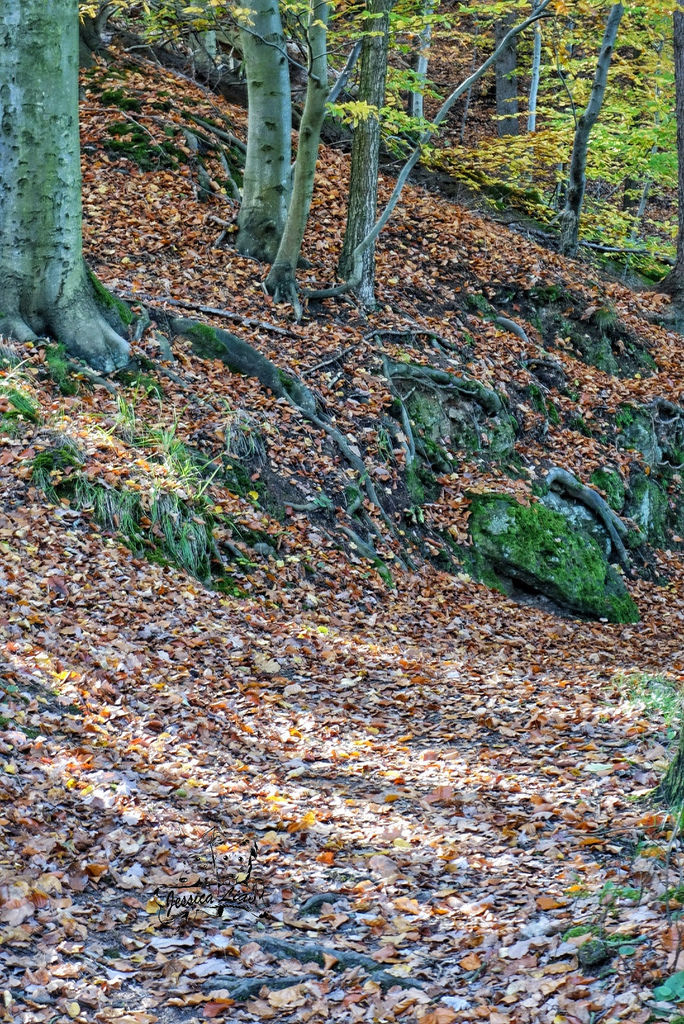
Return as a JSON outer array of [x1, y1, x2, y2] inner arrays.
[[3, 40, 684, 1024]]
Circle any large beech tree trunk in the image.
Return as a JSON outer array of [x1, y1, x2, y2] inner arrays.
[[0, 0, 130, 372], [264, 0, 329, 311], [337, 0, 391, 308], [495, 14, 519, 136], [559, 3, 624, 257], [660, 10, 684, 303], [236, 0, 292, 262]]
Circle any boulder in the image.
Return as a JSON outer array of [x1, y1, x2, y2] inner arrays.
[[468, 493, 639, 623]]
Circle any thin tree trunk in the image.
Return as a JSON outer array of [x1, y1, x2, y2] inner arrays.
[[307, 0, 552, 299], [264, 0, 329, 312], [337, 0, 392, 308], [0, 0, 130, 372], [459, 24, 479, 144], [236, 0, 292, 262], [527, 3, 542, 132], [559, 3, 624, 257], [190, 27, 218, 78], [659, 11, 684, 301], [495, 13, 519, 136], [407, 0, 434, 121]]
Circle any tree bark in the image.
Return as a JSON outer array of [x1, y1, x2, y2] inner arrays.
[[337, 0, 392, 308], [264, 0, 329, 312], [659, 11, 684, 302], [527, 3, 542, 132], [190, 28, 218, 79], [559, 3, 624, 257], [78, 3, 112, 66], [0, 0, 130, 372], [236, 0, 292, 262], [306, 0, 552, 299], [495, 14, 519, 136], [407, 0, 433, 121]]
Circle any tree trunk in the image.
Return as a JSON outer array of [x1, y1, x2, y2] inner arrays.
[[236, 0, 292, 262], [79, 4, 111, 66], [190, 28, 218, 79], [559, 3, 624, 257], [659, 11, 684, 302], [337, 0, 391, 308], [264, 0, 329, 311], [527, 3, 542, 133], [0, 0, 130, 372], [495, 14, 519, 136], [407, 0, 433, 121], [307, 1, 552, 300]]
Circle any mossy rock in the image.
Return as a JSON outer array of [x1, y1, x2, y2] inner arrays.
[[403, 373, 516, 462], [590, 467, 625, 512], [616, 405, 662, 467], [625, 472, 668, 548], [468, 493, 639, 623], [540, 491, 611, 557]]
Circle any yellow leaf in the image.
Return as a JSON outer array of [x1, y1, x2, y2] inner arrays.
[[66, 1002, 81, 1018]]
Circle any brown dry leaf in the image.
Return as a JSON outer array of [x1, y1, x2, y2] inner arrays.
[[458, 952, 482, 970], [203, 1001, 235, 1018], [266, 985, 307, 1009]]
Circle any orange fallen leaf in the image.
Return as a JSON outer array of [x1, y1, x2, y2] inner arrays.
[[458, 952, 482, 970]]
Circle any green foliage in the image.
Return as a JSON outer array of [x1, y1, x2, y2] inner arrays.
[[613, 671, 682, 729], [2, 387, 40, 423]]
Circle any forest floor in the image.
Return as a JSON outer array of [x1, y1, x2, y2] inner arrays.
[[2, 51, 684, 1024]]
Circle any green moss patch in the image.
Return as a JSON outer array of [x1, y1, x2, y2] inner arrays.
[[88, 269, 135, 328], [590, 468, 625, 512], [468, 493, 639, 623], [44, 343, 78, 396], [104, 122, 188, 171], [99, 88, 143, 112]]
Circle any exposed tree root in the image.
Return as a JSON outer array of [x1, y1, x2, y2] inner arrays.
[[163, 315, 409, 571], [495, 315, 530, 344], [264, 265, 303, 321], [385, 361, 505, 415], [170, 317, 315, 414], [213, 931, 426, 993], [545, 466, 632, 573], [120, 292, 293, 337]]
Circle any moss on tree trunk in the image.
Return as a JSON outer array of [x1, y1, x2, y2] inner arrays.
[[0, 0, 130, 372]]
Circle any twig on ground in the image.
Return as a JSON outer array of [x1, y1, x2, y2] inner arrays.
[[120, 293, 294, 337]]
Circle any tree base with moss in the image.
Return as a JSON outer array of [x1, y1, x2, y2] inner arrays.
[[0, 0, 130, 373]]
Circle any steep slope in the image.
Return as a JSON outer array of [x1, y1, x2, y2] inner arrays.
[[1, 51, 684, 1024]]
